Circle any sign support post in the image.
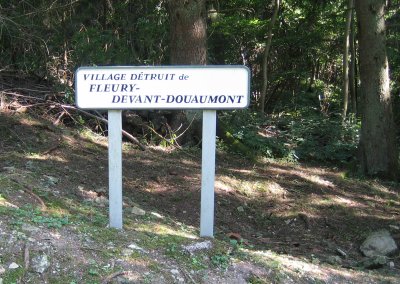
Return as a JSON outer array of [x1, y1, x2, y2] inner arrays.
[[200, 110, 217, 237], [108, 110, 123, 229]]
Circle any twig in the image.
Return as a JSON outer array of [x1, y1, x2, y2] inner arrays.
[[144, 113, 197, 149], [1, 91, 47, 101], [42, 141, 62, 155], [101, 271, 129, 284], [80, 246, 104, 252], [60, 104, 146, 151], [144, 124, 174, 145], [20, 241, 30, 282], [181, 268, 196, 284], [24, 242, 30, 269], [53, 111, 67, 125], [2, 87, 52, 94], [9, 177, 47, 210]]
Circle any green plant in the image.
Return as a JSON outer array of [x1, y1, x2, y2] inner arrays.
[[288, 114, 359, 164], [2, 266, 25, 283], [248, 275, 268, 284], [190, 256, 207, 270], [8, 206, 69, 229], [31, 215, 69, 228], [211, 253, 230, 270]]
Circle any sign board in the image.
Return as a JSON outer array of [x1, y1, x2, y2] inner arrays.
[[75, 65, 250, 237], [75, 66, 250, 109]]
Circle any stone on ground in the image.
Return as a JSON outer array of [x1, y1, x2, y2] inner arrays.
[[360, 229, 398, 257]]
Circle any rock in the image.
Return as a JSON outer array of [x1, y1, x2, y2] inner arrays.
[[237, 206, 245, 212], [94, 187, 107, 194], [131, 206, 145, 216], [8, 262, 19, 269], [170, 269, 184, 282], [0, 265, 5, 274], [128, 243, 147, 253], [150, 212, 164, 219], [170, 269, 179, 275], [389, 261, 395, 269], [121, 248, 133, 256], [389, 225, 400, 231], [45, 175, 59, 186], [116, 276, 135, 284], [94, 196, 109, 206], [360, 229, 398, 257], [311, 257, 320, 265], [182, 240, 213, 255], [32, 254, 50, 273], [2, 166, 15, 172], [361, 255, 388, 269], [326, 255, 342, 265], [21, 223, 40, 232]]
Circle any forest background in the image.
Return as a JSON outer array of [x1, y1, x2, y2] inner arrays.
[[0, 1, 400, 282], [0, 0, 400, 179]]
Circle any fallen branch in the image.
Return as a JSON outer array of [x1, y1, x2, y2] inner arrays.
[[24, 242, 30, 269], [9, 177, 47, 210], [41, 141, 62, 155], [59, 105, 146, 151], [181, 267, 196, 284], [143, 112, 197, 149], [101, 271, 129, 284], [80, 246, 104, 252], [1, 92, 146, 150]]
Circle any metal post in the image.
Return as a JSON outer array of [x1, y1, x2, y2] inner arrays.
[[200, 110, 217, 237], [108, 110, 123, 229]]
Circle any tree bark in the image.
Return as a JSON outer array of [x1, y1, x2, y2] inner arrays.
[[342, 0, 354, 121], [167, 0, 207, 144], [168, 0, 207, 65], [260, 0, 280, 113], [355, 0, 398, 180], [349, 7, 357, 115]]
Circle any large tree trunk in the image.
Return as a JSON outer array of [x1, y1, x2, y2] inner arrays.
[[166, 0, 207, 145], [168, 0, 207, 64], [355, 0, 398, 180]]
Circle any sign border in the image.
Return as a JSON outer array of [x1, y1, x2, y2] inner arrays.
[[75, 65, 251, 110]]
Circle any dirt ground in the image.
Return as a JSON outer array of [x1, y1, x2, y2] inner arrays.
[[0, 106, 399, 283]]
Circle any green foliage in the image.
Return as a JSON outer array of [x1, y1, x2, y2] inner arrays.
[[0, 1, 169, 86], [219, 106, 360, 165], [219, 110, 292, 160], [211, 253, 230, 270], [288, 114, 359, 163], [71, 28, 129, 65], [9, 205, 69, 228]]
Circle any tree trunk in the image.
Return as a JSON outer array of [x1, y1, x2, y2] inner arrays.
[[349, 7, 357, 115], [168, 0, 207, 65], [167, 0, 207, 145], [355, 0, 398, 180], [342, 0, 353, 121], [260, 0, 280, 113]]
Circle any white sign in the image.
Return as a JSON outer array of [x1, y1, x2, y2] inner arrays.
[[75, 66, 250, 109], [75, 65, 251, 237]]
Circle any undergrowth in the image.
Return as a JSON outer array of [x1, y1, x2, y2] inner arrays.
[[218, 104, 360, 166]]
